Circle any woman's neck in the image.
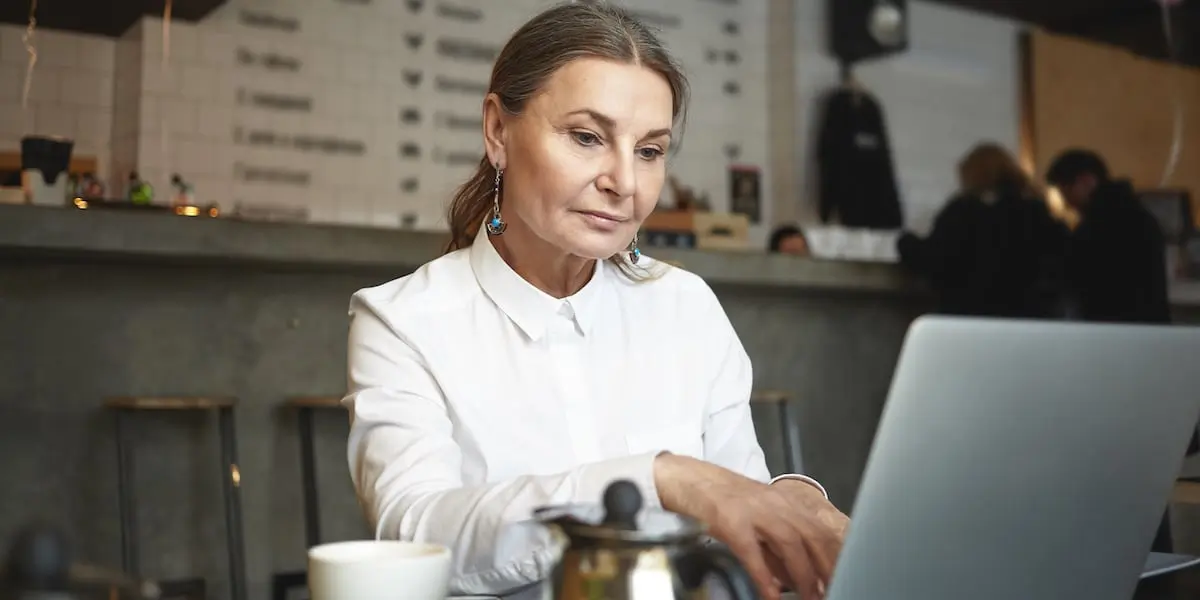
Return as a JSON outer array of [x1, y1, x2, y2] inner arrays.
[[489, 220, 596, 299]]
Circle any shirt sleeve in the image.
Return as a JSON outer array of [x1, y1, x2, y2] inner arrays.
[[695, 283, 829, 498], [344, 294, 662, 596]]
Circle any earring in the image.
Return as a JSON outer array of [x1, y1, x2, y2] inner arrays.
[[628, 233, 641, 264], [485, 164, 507, 236]]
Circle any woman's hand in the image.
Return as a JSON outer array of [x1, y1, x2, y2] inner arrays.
[[654, 453, 849, 600], [766, 478, 850, 593]]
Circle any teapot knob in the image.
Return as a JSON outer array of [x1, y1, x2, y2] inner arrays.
[[601, 479, 643, 530], [3, 522, 71, 592]]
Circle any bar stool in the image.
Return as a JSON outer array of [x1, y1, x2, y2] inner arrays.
[[272, 395, 346, 600], [104, 396, 248, 600], [750, 390, 803, 474]]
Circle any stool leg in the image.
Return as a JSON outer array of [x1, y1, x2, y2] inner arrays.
[[778, 402, 802, 474], [114, 410, 140, 576], [218, 407, 248, 600], [298, 406, 322, 548]]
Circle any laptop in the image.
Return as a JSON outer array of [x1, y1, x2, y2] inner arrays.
[[825, 316, 1200, 600]]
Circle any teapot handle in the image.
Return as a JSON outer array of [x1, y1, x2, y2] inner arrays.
[[675, 544, 760, 600]]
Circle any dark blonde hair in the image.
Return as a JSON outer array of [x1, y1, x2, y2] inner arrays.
[[957, 143, 1039, 197], [443, 1, 689, 276]]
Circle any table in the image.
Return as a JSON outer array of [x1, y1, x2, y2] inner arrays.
[[446, 564, 1200, 599], [1134, 564, 1200, 600], [444, 568, 1200, 599]]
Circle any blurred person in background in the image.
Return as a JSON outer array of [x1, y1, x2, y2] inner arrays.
[[896, 143, 1069, 318], [1046, 148, 1192, 553], [769, 225, 810, 256], [1045, 149, 1171, 324]]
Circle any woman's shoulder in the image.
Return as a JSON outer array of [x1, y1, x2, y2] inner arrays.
[[350, 248, 478, 319]]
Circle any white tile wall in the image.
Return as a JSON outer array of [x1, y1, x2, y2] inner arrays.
[[109, 25, 143, 190], [0, 0, 1021, 238], [68, 0, 773, 232], [117, 0, 768, 231], [792, 0, 1022, 234], [0, 25, 114, 180]]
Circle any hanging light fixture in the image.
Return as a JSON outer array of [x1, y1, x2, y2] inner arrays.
[[868, 0, 907, 49]]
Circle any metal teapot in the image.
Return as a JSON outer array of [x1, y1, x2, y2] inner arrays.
[[535, 480, 758, 600], [0, 522, 160, 600]]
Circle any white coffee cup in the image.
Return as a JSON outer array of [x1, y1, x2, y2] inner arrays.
[[307, 540, 452, 600]]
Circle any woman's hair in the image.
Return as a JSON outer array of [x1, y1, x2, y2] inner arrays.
[[443, 1, 690, 278], [956, 143, 1039, 198]]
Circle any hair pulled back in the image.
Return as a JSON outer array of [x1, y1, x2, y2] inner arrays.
[[443, 1, 689, 275]]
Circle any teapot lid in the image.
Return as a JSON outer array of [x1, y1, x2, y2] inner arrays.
[[534, 480, 706, 546], [0, 522, 161, 599]]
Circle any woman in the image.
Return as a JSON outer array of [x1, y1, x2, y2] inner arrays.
[[343, 3, 847, 599], [896, 143, 1069, 318]]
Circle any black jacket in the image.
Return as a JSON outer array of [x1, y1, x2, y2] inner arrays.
[[1066, 180, 1171, 324], [815, 87, 903, 229], [897, 183, 1070, 319]]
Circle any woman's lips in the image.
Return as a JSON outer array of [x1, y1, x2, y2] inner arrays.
[[577, 210, 627, 231]]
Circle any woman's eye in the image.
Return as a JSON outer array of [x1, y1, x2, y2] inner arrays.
[[571, 131, 600, 146], [638, 147, 665, 160]]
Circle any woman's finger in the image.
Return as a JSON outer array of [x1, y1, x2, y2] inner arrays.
[[763, 543, 791, 589], [725, 534, 782, 600], [798, 517, 844, 584], [761, 527, 819, 599]]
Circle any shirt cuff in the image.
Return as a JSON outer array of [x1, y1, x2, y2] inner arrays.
[[769, 474, 829, 499]]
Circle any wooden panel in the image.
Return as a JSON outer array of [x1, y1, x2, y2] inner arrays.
[[1029, 30, 1200, 226], [1174, 479, 1200, 505]]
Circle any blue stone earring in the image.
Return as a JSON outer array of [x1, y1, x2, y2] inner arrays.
[[485, 164, 506, 236], [628, 233, 641, 264]]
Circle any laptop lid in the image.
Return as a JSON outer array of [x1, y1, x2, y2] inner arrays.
[[827, 316, 1200, 600]]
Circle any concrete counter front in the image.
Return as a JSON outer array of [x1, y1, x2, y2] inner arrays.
[[0, 205, 1195, 596], [0, 205, 918, 295], [4, 205, 1198, 306]]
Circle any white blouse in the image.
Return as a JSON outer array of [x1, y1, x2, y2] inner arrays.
[[344, 226, 823, 596]]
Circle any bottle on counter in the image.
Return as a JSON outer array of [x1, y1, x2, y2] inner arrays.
[[78, 172, 105, 199], [170, 173, 195, 207], [128, 171, 153, 205]]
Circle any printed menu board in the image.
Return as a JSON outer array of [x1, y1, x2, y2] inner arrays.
[[208, 0, 768, 229]]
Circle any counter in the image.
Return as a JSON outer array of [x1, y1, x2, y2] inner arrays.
[[0, 204, 917, 295], [3, 205, 1197, 306]]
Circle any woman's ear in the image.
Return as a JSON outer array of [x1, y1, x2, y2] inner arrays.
[[482, 93, 507, 169]]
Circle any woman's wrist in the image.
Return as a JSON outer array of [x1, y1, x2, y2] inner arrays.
[[652, 452, 677, 504], [652, 452, 691, 512]]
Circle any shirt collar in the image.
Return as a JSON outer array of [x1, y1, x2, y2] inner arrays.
[[469, 225, 607, 340]]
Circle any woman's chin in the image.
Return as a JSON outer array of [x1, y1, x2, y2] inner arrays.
[[556, 229, 630, 261], [564, 241, 628, 261], [569, 246, 627, 261]]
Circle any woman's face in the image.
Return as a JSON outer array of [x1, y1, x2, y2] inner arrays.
[[483, 58, 674, 260]]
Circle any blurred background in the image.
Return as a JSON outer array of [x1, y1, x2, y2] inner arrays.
[[0, 0, 1198, 598]]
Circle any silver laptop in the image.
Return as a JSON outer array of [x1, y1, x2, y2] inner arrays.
[[827, 316, 1200, 600]]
